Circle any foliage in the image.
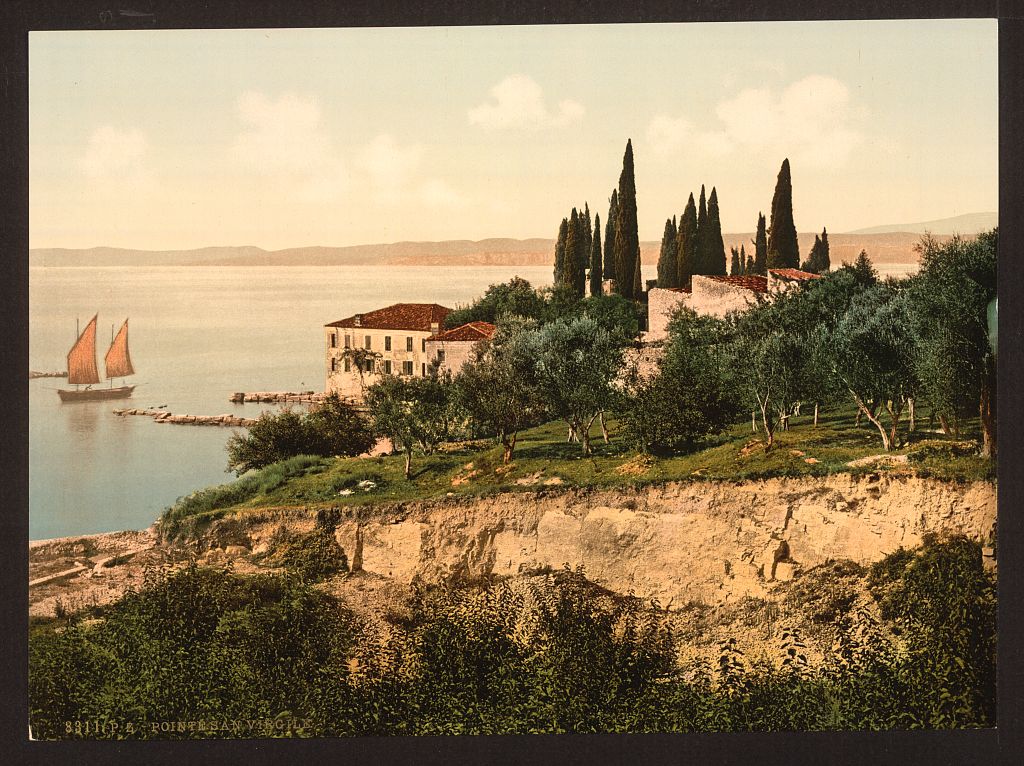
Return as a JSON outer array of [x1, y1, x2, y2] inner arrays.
[[29, 565, 358, 739], [908, 229, 997, 457], [527, 315, 625, 454], [676, 193, 698, 287], [365, 368, 463, 478], [657, 216, 678, 287], [160, 455, 330, 540], [444, 276, 547, 328], [613, 140, 639, 299], [766, 158, 799, 269], [801, 227, 831, 274], [693, 185, 710, 275], [618, 309, 741, 453], [456, 318, 547, 462], [603, 189, 618, 279], [589, 213, 603, 297], [30, 537, 996, 738], [226, 396, 373, 475], [279, 528, 349, 582], [704, 187, 727, 276], [823, 283, 918, 450], [553, 216, 568, 287], [752, 211, 768, 275]]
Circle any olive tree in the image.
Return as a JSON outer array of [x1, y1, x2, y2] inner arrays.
[[456, 317, 547, 463], [528, 315, 624, 455]]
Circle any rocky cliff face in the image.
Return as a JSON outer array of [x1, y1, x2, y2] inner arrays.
[[326, 475, 995, 607]]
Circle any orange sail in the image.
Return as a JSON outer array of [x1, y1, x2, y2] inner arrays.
[[67, 315, 101, 385], [104, 319, 134, 379]]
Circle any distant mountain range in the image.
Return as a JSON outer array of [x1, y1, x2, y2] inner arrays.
[[32, 213, 994, 268], [846, 212, 997, 236]]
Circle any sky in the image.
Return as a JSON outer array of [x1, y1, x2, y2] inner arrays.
[[29, 20, 998, 250]]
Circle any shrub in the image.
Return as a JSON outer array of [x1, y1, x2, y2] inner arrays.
[[226, 396, 374, 474]]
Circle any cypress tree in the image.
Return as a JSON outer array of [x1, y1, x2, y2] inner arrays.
[[801, 235, 821, 273], [676, 193, 697, 288], [729, 247, 741, 276], [554, 217, 568, 285], [603, 189, 618, 279], [633, 246, 643, 297], [818, 226, 830, 272], [706, 186, 727, 275], [752, 212, 768, 275], [582, 203, 593, 263], [766, 158, 799, 269], [613, 139, 639, 299], [589, 214, 603, 297], [565, 207, 588, 297], [694, 185, 709, 274], [745, 249, 754, 276], [657, 217, 678, 287], [739, 244, 747, 275]]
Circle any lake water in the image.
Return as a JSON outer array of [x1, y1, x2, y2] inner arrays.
[[29, 264, 554, 540]]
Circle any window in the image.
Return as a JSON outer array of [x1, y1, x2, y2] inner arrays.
[[365, 335, 372, 349], [344, 334, 351, 349], [436, 349, 446, 363], [385, 336, 392, 351], [406, 336, 414, 352], [365, 359, 374, 373], [330, 358, 337, 372], [422, 339, 426, 352], [330, 332, 337, 348], [402, 360, 413, 375], [421, 363, 426, 376], [384, 360, 392, 375], [344, 358, 351, 372]]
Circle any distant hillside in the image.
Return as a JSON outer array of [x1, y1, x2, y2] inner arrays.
[[31, 232, 949, 269], [847, 212, 996, 236]]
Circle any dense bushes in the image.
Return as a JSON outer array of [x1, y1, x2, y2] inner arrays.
[[29, 536, 995, 737], [226, 394, 374, 474]]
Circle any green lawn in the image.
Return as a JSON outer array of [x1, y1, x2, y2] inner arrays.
[[159, 405, 994, 541]]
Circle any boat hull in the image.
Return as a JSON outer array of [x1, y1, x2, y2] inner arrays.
[[57, 385, 135, 402]]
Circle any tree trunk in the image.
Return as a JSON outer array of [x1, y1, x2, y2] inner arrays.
[[760, 398, 775, 449], [582, 414, 599, 455], [938, 413, 952, 437], [952, 413, 961, 439], [883, 399, 904, 450], [502, 432, 517, 463], [980, 352, 996, 459], [752, 411, 757, 433], [907, 397, 916, 432], [851, 390, 892, 451], [404, 448, 412, 479], [599, 411, 609, 443], [813, 402, 819, 428]]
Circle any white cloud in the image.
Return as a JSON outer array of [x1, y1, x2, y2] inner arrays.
[[468, 75, 584, 130], [646, 75, 865, 170], [355, 133, 423, 202], [79, 126, 149, 183], [419, 178, 466, 209], [232, 91, 333, 173]]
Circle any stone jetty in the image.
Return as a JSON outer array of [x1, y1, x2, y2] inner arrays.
[[229, 390, 327, 403], [113, 408, 258, 427], [29, 370, 68, 379]]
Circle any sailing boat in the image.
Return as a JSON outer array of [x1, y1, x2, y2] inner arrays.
[[57, 315, 136, 401]]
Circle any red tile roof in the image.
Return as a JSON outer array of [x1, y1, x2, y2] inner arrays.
[[326, 303, 451, 331], [428, 321, 497, 342], [769, 268, 823, 281], [700, 275, 769, 293]]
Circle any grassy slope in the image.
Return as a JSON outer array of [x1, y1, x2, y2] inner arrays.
[[160, 406, 993, 540]]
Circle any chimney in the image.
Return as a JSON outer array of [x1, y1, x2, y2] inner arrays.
[[430, 321, 439, 334], [353, 314, 362, 327]]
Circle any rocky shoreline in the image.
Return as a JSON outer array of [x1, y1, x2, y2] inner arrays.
[[113, 408, 258, 427]]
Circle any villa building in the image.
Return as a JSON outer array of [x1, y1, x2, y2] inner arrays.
[[324, 305, 498, 400], [424, 321, 496, 376], [646, 268, 822, 342], [324, 303, 450, 400]]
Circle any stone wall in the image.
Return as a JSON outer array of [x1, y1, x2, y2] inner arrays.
[[646, 288, 690, 342]]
